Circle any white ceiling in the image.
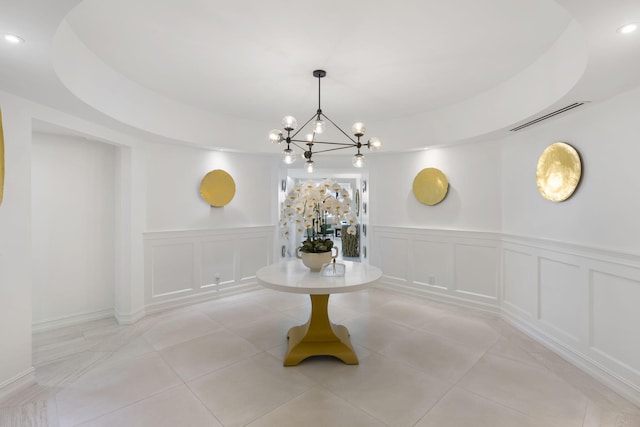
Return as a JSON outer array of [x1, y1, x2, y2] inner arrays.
[[2, 0, 640, 152], [64, 0, 570, 120]]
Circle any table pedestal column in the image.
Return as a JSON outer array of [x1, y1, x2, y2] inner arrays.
[[284, 294, 358, 366]]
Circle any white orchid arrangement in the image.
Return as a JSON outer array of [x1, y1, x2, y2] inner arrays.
[[280, 179, 357, 252]]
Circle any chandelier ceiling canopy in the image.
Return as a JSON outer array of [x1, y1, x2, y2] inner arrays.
[[269, 70, 381, 173]]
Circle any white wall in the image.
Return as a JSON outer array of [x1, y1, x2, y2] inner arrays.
[[502, 85, 640, 254], [143, 143, 278, 231], [0, 99, 34, 397], [31, 133, 116, 328], [367, 140, 502, 231]]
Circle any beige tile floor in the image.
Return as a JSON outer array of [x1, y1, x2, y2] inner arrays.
[[1, 287, 639, 427]]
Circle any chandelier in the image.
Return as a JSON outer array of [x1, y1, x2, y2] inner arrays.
[[269, 70, 382, 173]]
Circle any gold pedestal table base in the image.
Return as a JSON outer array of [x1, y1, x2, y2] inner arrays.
[[256, 260, 382, 367], [285, 294, 358, 366]]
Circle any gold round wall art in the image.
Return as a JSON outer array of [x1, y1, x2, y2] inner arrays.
[[200, 169, 236, 207], [536, 142, 581, 202], [412, 167, 449, 206]]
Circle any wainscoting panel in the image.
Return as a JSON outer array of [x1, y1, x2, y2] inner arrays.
[[371, 227, 640, 405], [372, 227, 501, 312], [201, 239, 235, 287], [378, 235, 409, 282], [454, 243, 499, 299], [150, 243, 195, 297], [502, 249, 536, 319], [500, 235, 640, 406], [412, 239, 449, 289], [590, 269, 640, 385], [538, 257, 584, 343], [144, 226, 274, 312], [238, 236, 271, 282]]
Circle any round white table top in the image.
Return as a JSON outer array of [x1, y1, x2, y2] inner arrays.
[[256, 260, 382, 295]]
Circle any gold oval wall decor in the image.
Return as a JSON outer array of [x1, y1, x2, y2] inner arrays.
[[200, 169, 236, 207], [536, 142, 581, 202], [412, 167, 449, 206]]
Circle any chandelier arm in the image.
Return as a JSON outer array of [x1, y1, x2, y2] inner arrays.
[[290, 141, 307, 151], [289, 113, 318, 139], [288, 139, 354, 147], [309, 145, 358, 154], [320, 113, 359, 144]]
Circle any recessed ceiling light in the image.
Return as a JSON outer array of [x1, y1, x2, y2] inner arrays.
[[3, 33, 25, 44], [618, 23, 638, 34]]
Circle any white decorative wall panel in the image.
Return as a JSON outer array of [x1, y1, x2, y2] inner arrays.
[[591, 270, 640, 375], [201, 239, 235, 287], [538, 257, 583, 342], [145, 226, 274, 311], [379, 236, 409, 281], [412, 239, 449, 288], [454, 244, 498, 299], [502, 249, 536, 318], [239, 236, 270, 281], [373, 227, 501, 311], [374, 228, 640, 405], [150, 243, 195, 297], [500, 236, 640, 405]]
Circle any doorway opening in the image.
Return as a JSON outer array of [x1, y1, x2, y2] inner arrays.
[[278, 168, 369, 264]]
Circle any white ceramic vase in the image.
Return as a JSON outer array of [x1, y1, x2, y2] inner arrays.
[[296, 247, 338, 272]]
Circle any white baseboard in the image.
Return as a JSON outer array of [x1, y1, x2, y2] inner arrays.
[[32, 308, 115, 332], [114, 307, 146, 325], [144, 282, 262, 316], [0, 368, 35, 402], [380, 280, 501, 316], [501, 310, 640, 408]]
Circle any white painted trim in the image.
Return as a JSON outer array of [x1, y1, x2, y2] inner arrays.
[[374, 225, 502, 242], [0, 368, 35, 402], [143, 282, 262, 315], [380, 278, 501, 316], [501, 233, 640, 265], [143, 225, 275, 240], [114, 307, 146, 325], [31, 308, 115, 332]]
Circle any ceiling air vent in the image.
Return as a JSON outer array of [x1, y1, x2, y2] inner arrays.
[[509, 102, 588, 132]]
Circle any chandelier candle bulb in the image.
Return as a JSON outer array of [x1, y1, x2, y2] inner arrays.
[[368, 137, 382, 150], [282, 148, 296, 164], [314, 119, 325, 134], [352, 153, 365, 168], [269, 129, 283, 144], [352, 123, 366, 137], [282, 116, 297, 131]]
